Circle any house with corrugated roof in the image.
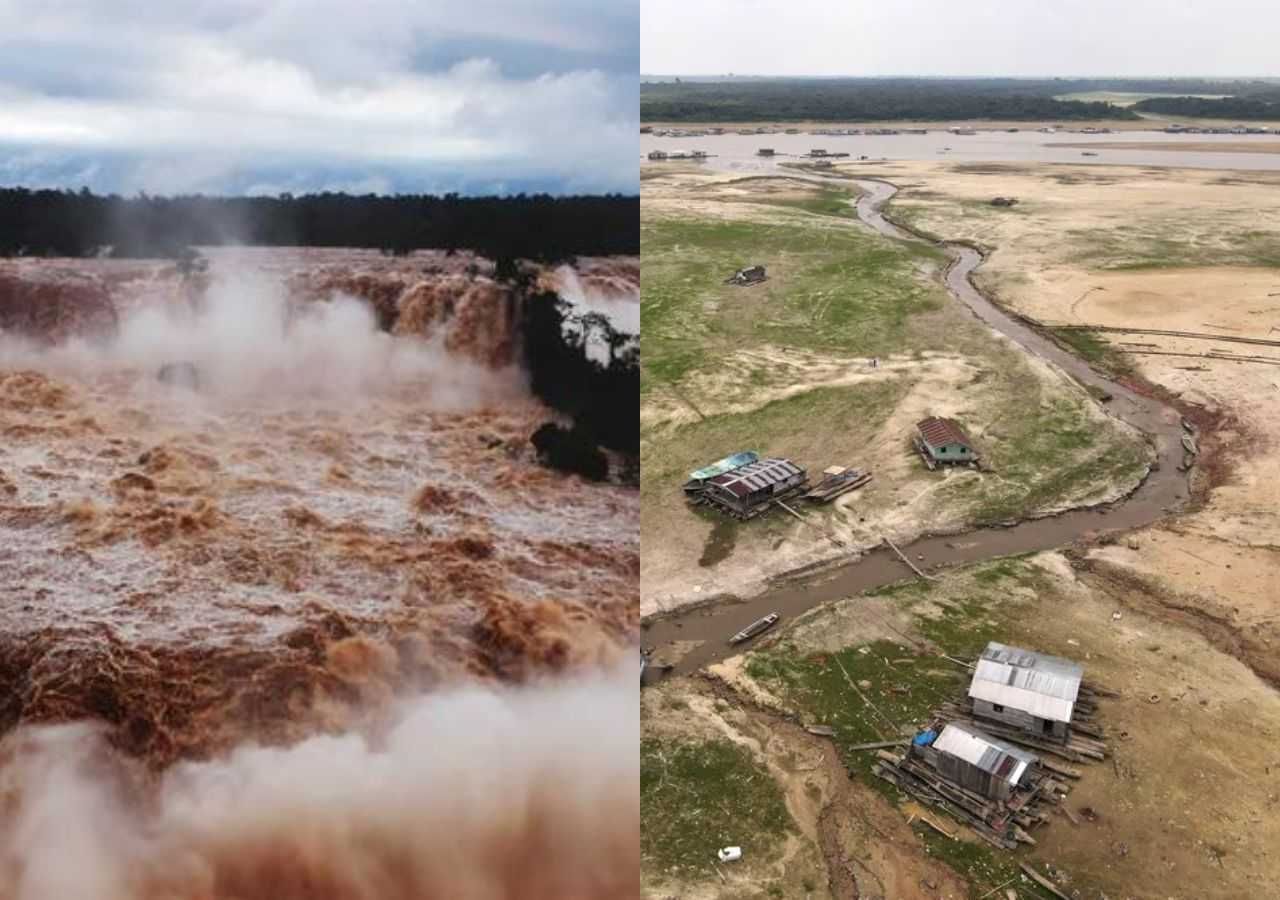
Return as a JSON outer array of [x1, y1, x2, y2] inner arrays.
[[682, 451, 760, 496], [703, 457, 806, 518], [915, 416, 980, 469], [968, 641, 1084, 744], [914, 722, 1040, 803]]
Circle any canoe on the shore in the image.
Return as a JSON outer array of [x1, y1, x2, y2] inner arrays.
[[729, 612, 780, 645]]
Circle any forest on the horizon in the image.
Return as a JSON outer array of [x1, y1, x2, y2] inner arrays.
[[640, 77, 1280, 122], [0, 189, 639, 261], [1132, 93, 1280, 119]]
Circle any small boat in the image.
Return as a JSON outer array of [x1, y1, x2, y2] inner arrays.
[[729, 612, 780, 645], [1081, 151, 1099, 157]]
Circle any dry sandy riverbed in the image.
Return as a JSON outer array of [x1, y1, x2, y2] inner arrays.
[[870, 159, 1280, 685], [644, 157, 1280, 899], [644, 551, 1280, 899], [641, 168, 1150, 618]]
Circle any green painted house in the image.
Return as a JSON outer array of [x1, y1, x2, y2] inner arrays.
[[916, 416, 980, 469]]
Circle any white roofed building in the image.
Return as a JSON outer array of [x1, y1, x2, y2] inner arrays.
[[917, 722, 1039, 803], [967, 641, 1084, 744]]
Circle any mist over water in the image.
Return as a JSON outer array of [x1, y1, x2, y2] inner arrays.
[[0, 261, 525, 410], [0, 666, 639, 900], [0, 251, 640, 898], [547, 262, 640, 364]]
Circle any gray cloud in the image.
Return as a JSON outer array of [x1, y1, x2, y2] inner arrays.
[[0, 0, 638, 194]]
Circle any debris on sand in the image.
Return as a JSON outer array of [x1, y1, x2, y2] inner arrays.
[[725, 264, 767, 286]]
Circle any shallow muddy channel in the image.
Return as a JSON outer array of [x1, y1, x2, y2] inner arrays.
[[643, 178, 1191, 676]]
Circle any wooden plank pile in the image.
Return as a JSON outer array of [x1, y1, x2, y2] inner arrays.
[[872, 677, 1115, 848], [872, 746, 1070, 850], [804, 467, 872, 503]]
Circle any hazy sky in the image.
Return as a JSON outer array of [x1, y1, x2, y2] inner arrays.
[[0, 0, 638, 195], [642, 0, 1278, 78]]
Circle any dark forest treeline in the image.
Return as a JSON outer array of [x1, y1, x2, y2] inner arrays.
[[0, 189, 639, 261], [1132, 94, 1280, 120], [641, 78, 1142, 122], [522, 290, 638, 481]]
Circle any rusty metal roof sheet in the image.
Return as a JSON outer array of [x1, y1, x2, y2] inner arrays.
[[933, 722, 1036, 786], [968, 641, 1083, 724], [916, 416, 975, 450], [708, 458, 802, 497]]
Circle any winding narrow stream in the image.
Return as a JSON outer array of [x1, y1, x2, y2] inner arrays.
[[644, 178, 1190, 677]]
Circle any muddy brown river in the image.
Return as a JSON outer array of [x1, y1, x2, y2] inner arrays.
[[643, 177, 1190, 677]]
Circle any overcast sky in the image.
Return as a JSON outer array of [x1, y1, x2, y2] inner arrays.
[[642, 0, 1279, 78], [0, 0, 637, 195]]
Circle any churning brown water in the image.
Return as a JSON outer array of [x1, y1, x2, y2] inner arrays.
[[0, 249, 639, 898]]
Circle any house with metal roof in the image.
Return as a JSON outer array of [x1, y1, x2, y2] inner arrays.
[[968, 641, 1084, 744], [682, 451, 760, 496], [703, 457, 807, 518], [915, 416, 980, 469], [915, 722, 1039, 803]]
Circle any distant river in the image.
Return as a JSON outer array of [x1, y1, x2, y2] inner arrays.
[[641, 128, 1280, 172]]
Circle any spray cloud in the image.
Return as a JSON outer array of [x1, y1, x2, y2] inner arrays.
[[0, 667, 639, 900]]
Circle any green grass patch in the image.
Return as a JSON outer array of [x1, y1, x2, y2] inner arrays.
[[641, 214, 944, 390], [641, 738, 791, 876], [913, 826, 1065, 899], [642, 179, 1149, 574], [746, 635, 956, 797], [754, 186, 861, 219], [945, 393, 1147, 523]]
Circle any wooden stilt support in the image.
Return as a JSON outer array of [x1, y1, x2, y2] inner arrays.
[[775, 499, 807, 521], [884, 536, 937, 581], [1019, 863, 1071, 900]]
